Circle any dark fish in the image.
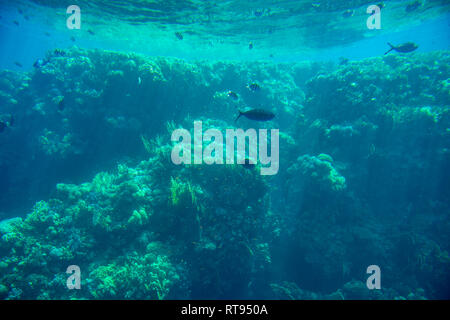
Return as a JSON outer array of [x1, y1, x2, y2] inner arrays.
[[44, 32, 51, 37], [18, 8, 23, 14], [70, 36, 76, 42], [406, 1, 421, 12], [235, 109, 275, 122], [13, 20, 19, 26], [58, 97, 65, 111], [384, 42, 418, 55], [88, 29, 95, 35], [175, 32, 183, 40], [377, 3, 385, 9], [228, 91, 238, 100], [247, 83, 260, 91], [342, 9, 354, 18], [14, 62, 23, 68], [242, 158, 256, 170], [0, 114, 13, 132], [24, 15, 30, 21], [54, 49, 66, 56], [249, 42, 253, 50], [254, 10, 263, 17]]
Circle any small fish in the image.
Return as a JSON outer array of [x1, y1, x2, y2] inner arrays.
[[54, 49, 66, 56], [13, 20, 19, 26], [342, 9, 354, 18], [254, 10, 263, 17], [0, 114, 13, 132], [138, 77, 142, 85], [248, 42, 253, 50], [235, 109, 275, 122], [24, 15, 30, 21], [377, 2, 385, 9], [58, 97, 65, 111], [406, 1, 421, 12], [18, 8, 23, 15], [175, 32, 183, 40], [44, 32, 51, 37], [227, 91, 238, 100], [87, 29, 95, 35], [384, 42, 418, 55], [14, 62, 23, 68], [247, 83, 260, 91], [70, 36, 76, 42]]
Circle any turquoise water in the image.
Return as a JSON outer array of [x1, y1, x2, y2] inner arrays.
[[0, 0, 449, 300]]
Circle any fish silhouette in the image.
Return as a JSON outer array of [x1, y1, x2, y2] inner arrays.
[[385, 42, 418, 55], [235, 109, 275, 122]]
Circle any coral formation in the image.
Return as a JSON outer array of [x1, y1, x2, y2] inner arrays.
[[0, 48, 449, 299]]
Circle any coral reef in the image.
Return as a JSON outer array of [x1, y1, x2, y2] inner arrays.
[[0, 48, 449, 299]]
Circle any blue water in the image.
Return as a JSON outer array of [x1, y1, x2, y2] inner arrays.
[[0, 0, 449, 300], [1, 3, 449, 69]]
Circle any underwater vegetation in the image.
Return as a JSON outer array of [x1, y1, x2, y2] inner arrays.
[[0, 48, 449, 299]]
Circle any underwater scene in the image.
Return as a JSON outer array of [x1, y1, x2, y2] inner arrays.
[[0, 0, 449, 300]]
